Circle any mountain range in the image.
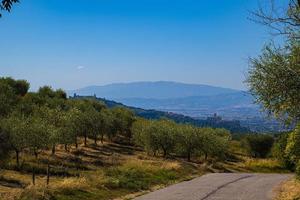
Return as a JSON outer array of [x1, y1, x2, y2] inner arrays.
[[69, 81, 239, 99], [69, 81, 259, 120], [69, 81, 287, 132]]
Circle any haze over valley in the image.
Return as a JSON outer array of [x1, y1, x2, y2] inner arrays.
[[69, 81, 285, 132]]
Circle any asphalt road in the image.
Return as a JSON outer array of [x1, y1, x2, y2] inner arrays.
[[135, 173, 292, 200]]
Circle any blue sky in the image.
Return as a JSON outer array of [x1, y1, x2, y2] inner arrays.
[[0, 0, 273, 90]]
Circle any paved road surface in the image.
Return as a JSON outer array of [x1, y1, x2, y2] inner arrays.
[[135, 173, 292, 200]]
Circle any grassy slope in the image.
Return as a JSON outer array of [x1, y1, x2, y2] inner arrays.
[[0, 140, 292, 200], [0, 139, 207, 200], [220, 141, 290, 173]]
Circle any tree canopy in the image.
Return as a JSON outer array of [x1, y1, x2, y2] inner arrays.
[[247, 0, 300, 123], [0, 0, 19, 17], [248, 0, 300, 174]]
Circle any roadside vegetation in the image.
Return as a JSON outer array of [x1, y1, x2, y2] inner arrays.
[[247, 0, 300, 199], [1, 0, 300, 199], [0, 77, 235, 200], [1, 76, 295, 200]]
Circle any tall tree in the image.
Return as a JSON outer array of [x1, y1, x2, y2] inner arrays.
[[0, 0, 19, 17], [0, 77, 29, 117], [247, 42, 300, 122], [1, 114, 29, 167], [111, 107, 135, 139], [247, 0, 300, 123], [251, 0, 300, 39], [176, 125, 200, 161]]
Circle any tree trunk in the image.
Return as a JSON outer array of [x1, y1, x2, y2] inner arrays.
[[205, 152, 208, 161], [32, 167, 36, 185], [101, 134, 104, 144], [52, 145, 56, 155], [84, 134, 87, 146], [75, 137, 78, 149], [187, 151, 191, 162], [34, 150, 38, 159], [15, 150, 19, 168], [46, 164, 50, 185], [163, 148, 167, 157], [94, 135, 97, 145]]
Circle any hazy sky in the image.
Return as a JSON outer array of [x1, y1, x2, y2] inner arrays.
[[1, 0, 273, 91]]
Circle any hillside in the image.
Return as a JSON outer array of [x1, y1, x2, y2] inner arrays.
[[69, 82, 289, 132], [116, 92, 259, 119], [71, 94, 251, 133], [68, 81, 257, 120], [68, 81, 239, 99]]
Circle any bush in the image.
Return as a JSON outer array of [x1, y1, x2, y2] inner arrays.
[[296, 161, 300, 179], [243, 134, 274, 158], [272, 132, 295, 170], [285, 124, 300, 165]]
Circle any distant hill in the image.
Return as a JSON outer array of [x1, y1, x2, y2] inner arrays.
[[70, 94, 251, 134], [68, 81, 239, 99], [69, 81, 287, 132], [116, 92, 259, 119], [69, 81, 256, 119]]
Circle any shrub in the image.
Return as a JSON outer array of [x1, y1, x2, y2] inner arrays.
[[285, 124, 300, 165], [296, 161, 300, 179], [272, 132, 295, 170], [243, 134, 274, 158]]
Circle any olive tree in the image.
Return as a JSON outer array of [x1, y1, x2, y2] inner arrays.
[[111, 107, 135, 139], [247, 42, 300, 123], [176, 125, 201, 161], [1, 114, 29, 167], [0, 0, 19, 17], [26, 116, 51, 159], [133, 119, 178, 157], [0, 77, 29, 117]]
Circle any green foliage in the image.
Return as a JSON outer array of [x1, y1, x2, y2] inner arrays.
[[0, 77, 29, 96], [296, 161, 300, 179], [285, 124, 300, 164], [243, 134, 274, 158], [272, 132, 295, 169], [1, 114, 29, 152], [248, 1, 300, 173], [0, 129, 12, 166], [247, 42, 300, 122], [26, 115, 51, 157], [176, 124, 200, 161], [201, 128, 231, 160], [133, 118, 231, 160], [0, 83, 17, 117], [133, 119, 178, 157], [111, 107, 135, 139], [0, 77, 29, 117]]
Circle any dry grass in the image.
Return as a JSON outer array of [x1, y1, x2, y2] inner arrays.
[[0, 185, 23, 200], [1, 139, 292, 200], [221, 141, 291, 174], [0, 138, 205, 200], [276, 179, 300, 200]]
